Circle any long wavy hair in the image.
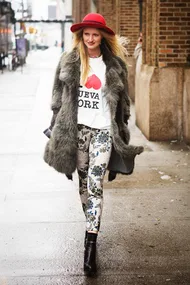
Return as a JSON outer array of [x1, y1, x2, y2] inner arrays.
[[72, 28, 126, 84]]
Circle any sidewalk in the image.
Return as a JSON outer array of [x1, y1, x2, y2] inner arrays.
[[0, 48, 189, 285]]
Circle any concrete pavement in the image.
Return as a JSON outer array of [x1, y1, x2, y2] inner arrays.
[[0, 48, 189, 285]]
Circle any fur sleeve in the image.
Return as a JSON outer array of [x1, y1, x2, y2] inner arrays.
[[49, 53, 67, 129], [119, 59, 131, 124], [51, 59, 63, 112], [122, 71, 130, 124]]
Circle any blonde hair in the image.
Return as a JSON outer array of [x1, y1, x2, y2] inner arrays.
[[100, 30, 126, 61], [72, 28, 126, 84]]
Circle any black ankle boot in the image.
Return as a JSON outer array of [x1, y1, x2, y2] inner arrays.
[[84, 232, 97, 276]]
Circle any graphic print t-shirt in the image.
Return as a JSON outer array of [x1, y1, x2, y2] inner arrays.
[[77, 56, 111, 129]]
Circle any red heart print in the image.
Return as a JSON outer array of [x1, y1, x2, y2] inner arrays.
[[85, 74, 102, 90]]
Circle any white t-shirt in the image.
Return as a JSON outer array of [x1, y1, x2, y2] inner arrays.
[[77, 56, 111, 129]]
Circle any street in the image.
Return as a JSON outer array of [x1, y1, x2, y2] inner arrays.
[[0, 48, 189, 285]]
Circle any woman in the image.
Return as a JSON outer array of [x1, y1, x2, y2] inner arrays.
[[44, 13, 143, 276]]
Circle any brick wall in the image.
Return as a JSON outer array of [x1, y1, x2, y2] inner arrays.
[[143, 0, 190, 67], [159, 0, 190, 67], [72, 0, 90, 23], [119, 0, 140, 56], [142, 0, 159, 66], [97, 0, 140, 56], [97, 0, 117, 35]]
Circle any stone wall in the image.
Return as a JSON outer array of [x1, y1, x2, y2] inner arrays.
[[135, 66, 190, 142]]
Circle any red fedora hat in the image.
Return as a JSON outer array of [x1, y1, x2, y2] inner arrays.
[[70, 13, 115, 35]]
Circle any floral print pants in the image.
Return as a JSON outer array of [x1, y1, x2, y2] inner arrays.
[[77, 124, 112, 233]]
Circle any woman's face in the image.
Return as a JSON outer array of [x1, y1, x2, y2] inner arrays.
[[83, 27, 102, 51]]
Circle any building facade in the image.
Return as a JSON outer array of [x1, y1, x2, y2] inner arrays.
[[137, 0, 190, 143], [72, 0, 190, 144]]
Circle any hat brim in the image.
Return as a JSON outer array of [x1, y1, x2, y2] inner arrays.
[[70, 22, 115, 35]]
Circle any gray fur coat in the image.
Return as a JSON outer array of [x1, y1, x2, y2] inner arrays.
[[44, 48, 143, 175]]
